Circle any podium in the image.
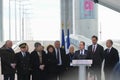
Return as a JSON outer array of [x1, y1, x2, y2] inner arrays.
[[71, 60, 92, 80]]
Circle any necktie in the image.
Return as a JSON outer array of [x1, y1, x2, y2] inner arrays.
[[107, 49, 110, 53], [23, 52, 26, 57], [57, 48, 60, 64], [92, 45, 96, 53], [81, 50, 83, 55]]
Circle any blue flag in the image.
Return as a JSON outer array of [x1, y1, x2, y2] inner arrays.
[[61, 29, 65, 49], [66, 29, 70, 49]]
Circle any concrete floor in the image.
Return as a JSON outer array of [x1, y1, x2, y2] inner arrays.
[[0, 68, 104, 80]]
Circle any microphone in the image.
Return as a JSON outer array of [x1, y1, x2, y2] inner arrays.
[[94, 0, 99, 3]]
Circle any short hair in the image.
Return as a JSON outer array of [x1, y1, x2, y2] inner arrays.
[[54, 40, 60, 43], [80, 41, 85, 46], [42, 46, 44, 48], [2, 40, 12, 48], [69, 45, 74, 49], [5, 40, 12, 44], [34, 42, 41, 48], [47, 45, 55, 52], [92, 35, 98, 40], [107, 39, 113, 45], [5, 40, 12, 45]]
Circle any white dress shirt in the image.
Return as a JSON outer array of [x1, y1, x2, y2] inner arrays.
[[21, 52, 26, 57], [55, 48, 62, 65], [107, 47, 112, 53], [80, 49, 85, 55]]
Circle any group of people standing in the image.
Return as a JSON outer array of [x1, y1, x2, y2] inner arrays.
[[67, 35, 119, 80], [0, 35, 119, 80], [0, 40, 67, 80]]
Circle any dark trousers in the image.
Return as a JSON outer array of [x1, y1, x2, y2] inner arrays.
[[56, 65, 66, 80], [104, 70, 112, 80], [89, 68, 101, 80], [57, 65, 65, 74], [94, 70, 101, 80], [47, 74, 57, 80], [4, 74, 15, 80], [32, 70, 47, 80], [17, 74, 30, 80]]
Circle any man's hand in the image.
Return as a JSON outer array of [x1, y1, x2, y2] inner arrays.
[[11, 63, 16, 69], [39, 65, 45, 71]]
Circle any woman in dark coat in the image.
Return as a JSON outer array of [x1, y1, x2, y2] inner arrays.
[[46, 45, 57, 80]]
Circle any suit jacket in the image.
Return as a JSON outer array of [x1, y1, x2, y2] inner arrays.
[[55, 48, 67, 67], [104, 47, 119, 72], [30, 50, 47, 80], [66, 53, 74, 67], [0, 48, 16, 74], [73, 50, 88, 59], [87, 44, 104, 69], [15, 52, 31, 75], [30, 50, 47, 71]]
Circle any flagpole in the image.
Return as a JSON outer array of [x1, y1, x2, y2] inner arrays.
[[61, 22, 65, 49], [9, 0, 11, 40], [62, 23, 64, 30], [66, 21, 70, 53]]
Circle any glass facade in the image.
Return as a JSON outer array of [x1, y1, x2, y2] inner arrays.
[[3, 0, 61, 41], [3, 0, 32, 41]]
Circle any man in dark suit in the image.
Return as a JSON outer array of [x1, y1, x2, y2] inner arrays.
[[73, 41, 88, 59], [87, 35, 104, 80], [0, 40, 16, 80], [73, 41, 89, 79], [31, 42, 47, 80], [104, 39, 119, 80], [54, 41, 67, 75], [15, 43, 31, 80]]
